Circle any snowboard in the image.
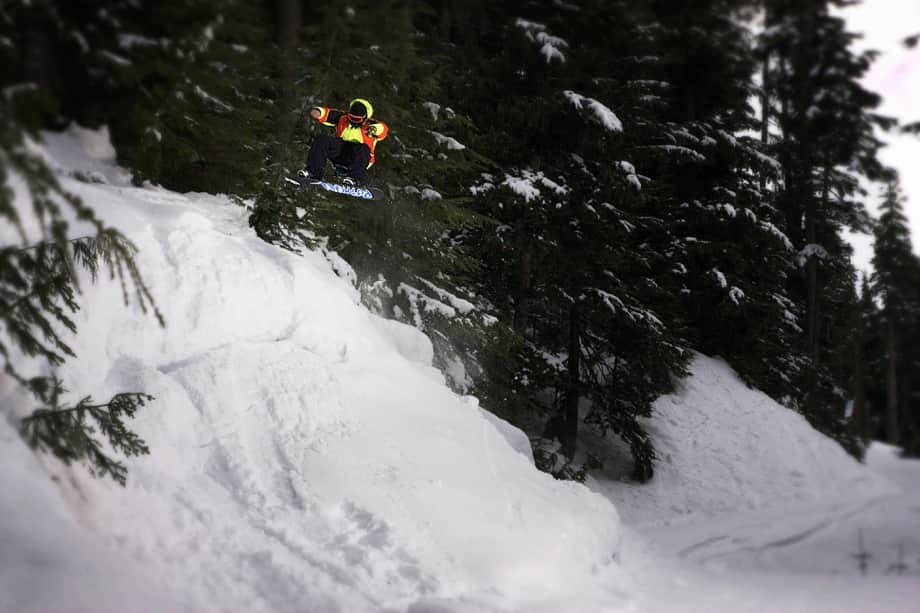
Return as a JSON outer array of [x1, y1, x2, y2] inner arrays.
[[285, 175, 385, 201]]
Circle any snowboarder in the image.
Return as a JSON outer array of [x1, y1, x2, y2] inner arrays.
[[298, 98, 389, 187]]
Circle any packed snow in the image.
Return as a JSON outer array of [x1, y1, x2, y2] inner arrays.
[[2, 127, 919, 612]]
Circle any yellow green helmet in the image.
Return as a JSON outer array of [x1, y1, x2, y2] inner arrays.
[[348, 97, 373, 119]]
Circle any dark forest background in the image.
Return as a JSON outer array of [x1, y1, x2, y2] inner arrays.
[[3, 0, 920, 484]]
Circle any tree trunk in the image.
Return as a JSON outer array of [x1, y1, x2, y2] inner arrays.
[[276, 0, 302, 71], [561, 304, 581, 459], [898, 357, 912, 449], [275, 0, 302, 96], [760, 54, 770, 192], [805, 164, 828, 363], [852, 316, 868, 440], [886, 315, 899, 444], [271, 0, 303, 178], [760, 0, 772, 192], [806, 253, 818, 361], [23, 27, 54, 91], [513, 235, 532, 336], [775, 50, 804, 250]]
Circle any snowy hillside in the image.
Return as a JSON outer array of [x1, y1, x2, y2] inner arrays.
[[3, 127, 919, 613], [587, 357, 920, 612], [1, 127, 625, 612], [591, 354, 895, 525]]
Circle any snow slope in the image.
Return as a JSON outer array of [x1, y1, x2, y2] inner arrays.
[[1, 127, 627, 612], [614, 441, 920, 613], [0, 419, 181, 612], [3, 127, 918, 613], [590, 356, 919, 612], [591, 354, 895, 526]]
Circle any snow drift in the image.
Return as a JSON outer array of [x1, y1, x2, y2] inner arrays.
[[0, 126, 626, 612], [592, 354, 894, 526], [585, 358, 915, 612]]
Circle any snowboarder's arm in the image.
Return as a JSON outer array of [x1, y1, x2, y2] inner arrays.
[[366, 119, 389, 141], [309, 106, 345, 127]]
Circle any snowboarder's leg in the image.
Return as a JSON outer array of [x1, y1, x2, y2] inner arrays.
[[330, 143, 371, 185], [306, 135, 342, 178]]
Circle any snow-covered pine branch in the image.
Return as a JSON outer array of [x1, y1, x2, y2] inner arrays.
[[515, 18, 569, 63], [430, 130, 466, 150], [497, 169, 569, 204], [563, 90, 624, 133]]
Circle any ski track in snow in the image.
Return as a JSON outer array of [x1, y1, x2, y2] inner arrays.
[[615, 442, 920, 612], [674, 496, 885, 566]]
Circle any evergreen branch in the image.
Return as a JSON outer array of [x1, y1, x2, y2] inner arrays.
[[20, 378, 153, 487], [3, 100, 161, 486], [4, 235, 96, 254]]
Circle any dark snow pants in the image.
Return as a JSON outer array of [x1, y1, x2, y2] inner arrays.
[[306, 135, 371, 184]]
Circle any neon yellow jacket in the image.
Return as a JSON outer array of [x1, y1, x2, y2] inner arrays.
[[311, 98, 389, 167]]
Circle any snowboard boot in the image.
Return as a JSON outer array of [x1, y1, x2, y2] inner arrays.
[[297, 169, 322, 187]]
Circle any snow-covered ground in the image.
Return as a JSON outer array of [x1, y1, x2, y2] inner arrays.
[[592, 355, 895, 526], [2, 127, 918, 612], [1, 126, 627, 612], [590, 357, 920, 611], [618, 440, 920, 613]]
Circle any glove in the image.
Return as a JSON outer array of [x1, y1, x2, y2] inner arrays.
[[309, 107, 321, 119], [366, 124, 378, 137]]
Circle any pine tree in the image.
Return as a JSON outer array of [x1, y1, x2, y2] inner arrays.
[[108, 0, 277, 194], [759, 0, 892, 454], [0, 0, 274, 193], [848, 275, 877, 441], [637, 0, 802, 404], [434, 0, 693, 481], [871, 181, 920, 454]]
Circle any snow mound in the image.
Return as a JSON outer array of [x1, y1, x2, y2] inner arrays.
[[39, 124, 132, 185], [592, 354, 895, 525], [1, 126, 625, 612]]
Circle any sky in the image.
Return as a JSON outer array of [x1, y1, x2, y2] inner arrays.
[[839, 1, 920, 274]]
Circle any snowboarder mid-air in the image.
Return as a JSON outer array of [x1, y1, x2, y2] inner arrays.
[[298, 98, 389, 187]]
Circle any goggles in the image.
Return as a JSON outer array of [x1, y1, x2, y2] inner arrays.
[[348, 113, 366, 123]]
